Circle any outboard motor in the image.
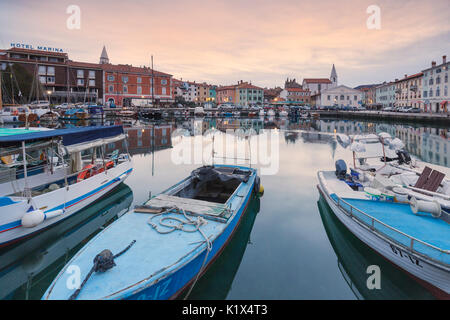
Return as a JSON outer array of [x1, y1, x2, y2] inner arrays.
[[335, 159, 347, 179], [396, 150, 411, 165]]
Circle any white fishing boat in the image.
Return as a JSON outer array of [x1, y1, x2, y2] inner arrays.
[[318, 133, 450, 298], [279, 109, 288, 117], [194, 106, 205, 117], [267, 109, 275, 117], [0, 126, 133, 246], [258, 109, 265, 116]]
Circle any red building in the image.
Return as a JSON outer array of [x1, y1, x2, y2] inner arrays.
[[99, 47, 173, 107]]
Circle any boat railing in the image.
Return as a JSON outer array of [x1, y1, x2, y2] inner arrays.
[[334, 197, 450, 265]]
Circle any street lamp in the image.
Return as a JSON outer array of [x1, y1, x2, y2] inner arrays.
[[47, 90, 52, 107]]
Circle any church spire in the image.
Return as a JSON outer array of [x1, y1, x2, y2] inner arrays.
[[100, 45, 109, 64], [330, 64, 337, 86]]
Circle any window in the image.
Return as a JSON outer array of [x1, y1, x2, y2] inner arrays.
[[436, 87, 440, 97], [77, 79, 84, 86], [423, 90, 428, 98], [162, 87, 166, 95], [77, 70, 84, 78], [445, 73, 448, 83], [445, 86, 448, 96], [39, 76, 46, 83], [137, 86, 142, 95], [89, 71, 95, 79], [137, 77, 142, 83], [429, 89, 433, 97], [38, 66, 46, 75], [46, 76, 55, 84], [89, 79, 95, 87], [47, 66, 55, 75], [327, 95, 330, 100], [436, 76, 441, 84], [108, 85, 114, 93], [354, 95, 357, 101], [347, 95, 350, 100], [429, 78, 433, 85], [122, 76, 128, 83], [107, 75, 115, 81], [340, 95, 344, 100], [123, 85, 128, 93], [161, 79, 167, 85]]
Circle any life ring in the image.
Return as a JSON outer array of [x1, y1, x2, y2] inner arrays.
[[77, 164, 95, 182], [105, 161, 114, 169]]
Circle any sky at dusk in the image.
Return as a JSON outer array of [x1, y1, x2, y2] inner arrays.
[[1, 0, 449, 88]]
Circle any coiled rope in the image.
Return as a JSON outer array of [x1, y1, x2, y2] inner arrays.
[[147, 207, 213, 300], [69, 239, 136, 300]]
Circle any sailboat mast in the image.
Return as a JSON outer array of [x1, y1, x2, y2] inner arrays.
[[0, 69, 2, 109], [151, 55, 154, 107]]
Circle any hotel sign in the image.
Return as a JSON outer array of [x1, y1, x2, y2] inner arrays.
[[10, 42, 64, 53]]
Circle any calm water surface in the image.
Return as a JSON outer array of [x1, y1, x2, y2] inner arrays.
[[1, 117, 448, 300]]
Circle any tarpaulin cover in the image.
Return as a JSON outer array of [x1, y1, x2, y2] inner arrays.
[[0, 126, 124, 147], [191, 165, 250, 187]]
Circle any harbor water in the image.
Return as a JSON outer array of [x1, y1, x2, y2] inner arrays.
[[1, 117, 449, 300]]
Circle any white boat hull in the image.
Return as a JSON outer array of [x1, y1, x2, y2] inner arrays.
[[0, 160, 133, 246], [317, 174, 450, 298]]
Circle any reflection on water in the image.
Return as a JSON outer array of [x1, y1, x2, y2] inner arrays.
[[0, 184, 133, 300], [1, 116, 448, 300], [317, 196, 435, 300]]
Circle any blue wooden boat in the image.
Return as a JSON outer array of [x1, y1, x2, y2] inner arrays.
[[43, 165, 260, 300]]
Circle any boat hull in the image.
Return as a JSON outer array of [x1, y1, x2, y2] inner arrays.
[[0, 160, 133, 247], [129, 179, 255, 300], [317, 176, 450, 298], [43, 165, 257, 300]]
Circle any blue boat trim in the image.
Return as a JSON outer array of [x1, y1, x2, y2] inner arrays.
[[0, 197, 19, 207], [328, 192, 449, 265]]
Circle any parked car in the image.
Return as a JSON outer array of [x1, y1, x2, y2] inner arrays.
[[355, 106, 366, 111], [382, 107, 395, 112], [406, 107, 421, 113]]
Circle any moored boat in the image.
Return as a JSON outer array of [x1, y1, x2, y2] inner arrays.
[[0, 126, 133, 246], [317, 134, 450, 298], [43, 165, 261, 300]]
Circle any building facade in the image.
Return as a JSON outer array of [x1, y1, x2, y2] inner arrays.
[[279, 87, 311, 105], [318, 85, 362, 108], [235, 81, 264, 106], [0, 47, 103, 104], [302, 64, 338, 95], [100, 47, 173, 107], [422, 55, 449, 113], [216, 81, 263, 106], [375, 82, 396, 109], [394, 73, 423, 110]]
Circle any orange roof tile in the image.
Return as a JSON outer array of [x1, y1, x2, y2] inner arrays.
[[303, 78, 332, 84]]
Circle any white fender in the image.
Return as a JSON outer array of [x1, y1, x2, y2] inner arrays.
[[21, 209, 64, 228], [410, 197, 442, 218], [21, 210, 45, 228]]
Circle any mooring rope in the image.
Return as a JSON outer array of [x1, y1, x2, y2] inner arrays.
[[146, 206, 213, 300], [68, 239, 136, 300]]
